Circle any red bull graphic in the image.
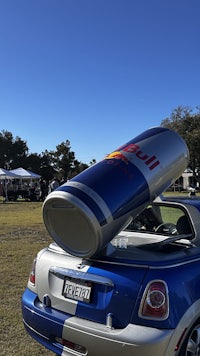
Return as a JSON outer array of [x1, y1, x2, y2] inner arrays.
[[43, 127, 189, 258], [105, 144, 160, 170], [105, 151, 129, 165]]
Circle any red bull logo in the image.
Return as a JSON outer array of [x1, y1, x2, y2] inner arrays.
[[105, 144, 160, 170], [105, 151, 129, 165]]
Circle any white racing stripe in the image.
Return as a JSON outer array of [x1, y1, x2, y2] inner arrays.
[[64, 180, 114, 224]]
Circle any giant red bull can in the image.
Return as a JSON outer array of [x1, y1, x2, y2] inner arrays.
[[43, 127, 189, 258]]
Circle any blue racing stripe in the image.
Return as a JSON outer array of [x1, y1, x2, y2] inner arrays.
[[22, 289, 70, 355], [71, 160, 150, 219], [75, 263, 147, 329]]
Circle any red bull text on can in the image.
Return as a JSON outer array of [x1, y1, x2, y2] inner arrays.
[[43, 127, 189, 258]]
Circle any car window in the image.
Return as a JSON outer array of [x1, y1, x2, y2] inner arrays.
[[125, 203, 192, 236], [159, 205, 183, 225]]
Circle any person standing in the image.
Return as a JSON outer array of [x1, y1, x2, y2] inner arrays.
[[49, 177, 59, 193]]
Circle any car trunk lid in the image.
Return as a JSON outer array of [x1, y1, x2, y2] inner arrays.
[[36, 243, 148, 328]]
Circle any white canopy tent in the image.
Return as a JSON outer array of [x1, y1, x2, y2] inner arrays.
[[0, 168, 21, 201], [10, 167, 41, 179], [0, 168, 20, 179], [0, 168, 41, 202]]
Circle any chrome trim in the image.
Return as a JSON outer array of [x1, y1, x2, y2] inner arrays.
[[23, 318, 50, 341], [106, 313, 113, 329], [50, 266, 114, 286], [42, 294, 51, 307]]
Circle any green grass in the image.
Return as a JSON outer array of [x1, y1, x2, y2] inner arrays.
[[0, 201, 55, 356]]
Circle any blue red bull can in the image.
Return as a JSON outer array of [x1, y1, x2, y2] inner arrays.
[[43, 127, 189, 258]]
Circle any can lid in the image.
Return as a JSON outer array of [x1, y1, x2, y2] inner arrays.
[[43, 191, 101, 257]]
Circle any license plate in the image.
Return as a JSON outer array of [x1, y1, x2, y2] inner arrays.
[[62, 278, 92, 303]]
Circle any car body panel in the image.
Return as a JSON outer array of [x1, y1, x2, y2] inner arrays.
[[22, 196, 200, 355], [22, 289, 174, 356]]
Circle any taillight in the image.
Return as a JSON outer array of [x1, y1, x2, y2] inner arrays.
[[29, 258, 37, 285], [139, 280, 169, 320], [55, 337, 87, 354]]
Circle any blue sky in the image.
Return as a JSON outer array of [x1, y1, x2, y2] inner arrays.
[[0, 0, 200, 164]]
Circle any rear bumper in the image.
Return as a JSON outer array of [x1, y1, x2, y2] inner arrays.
[[22, 288, 175, 356]]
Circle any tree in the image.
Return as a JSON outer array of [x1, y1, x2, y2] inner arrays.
[[24, 153, 43, 173], [38, 150, 56, 181], [0, 130, 28, 169], [161, 106, 200, 184], [0, 130, 90, 181], [43, 140, 89, 181]]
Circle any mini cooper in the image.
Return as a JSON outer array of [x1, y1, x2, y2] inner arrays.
[[22, 195, 200, 356]]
